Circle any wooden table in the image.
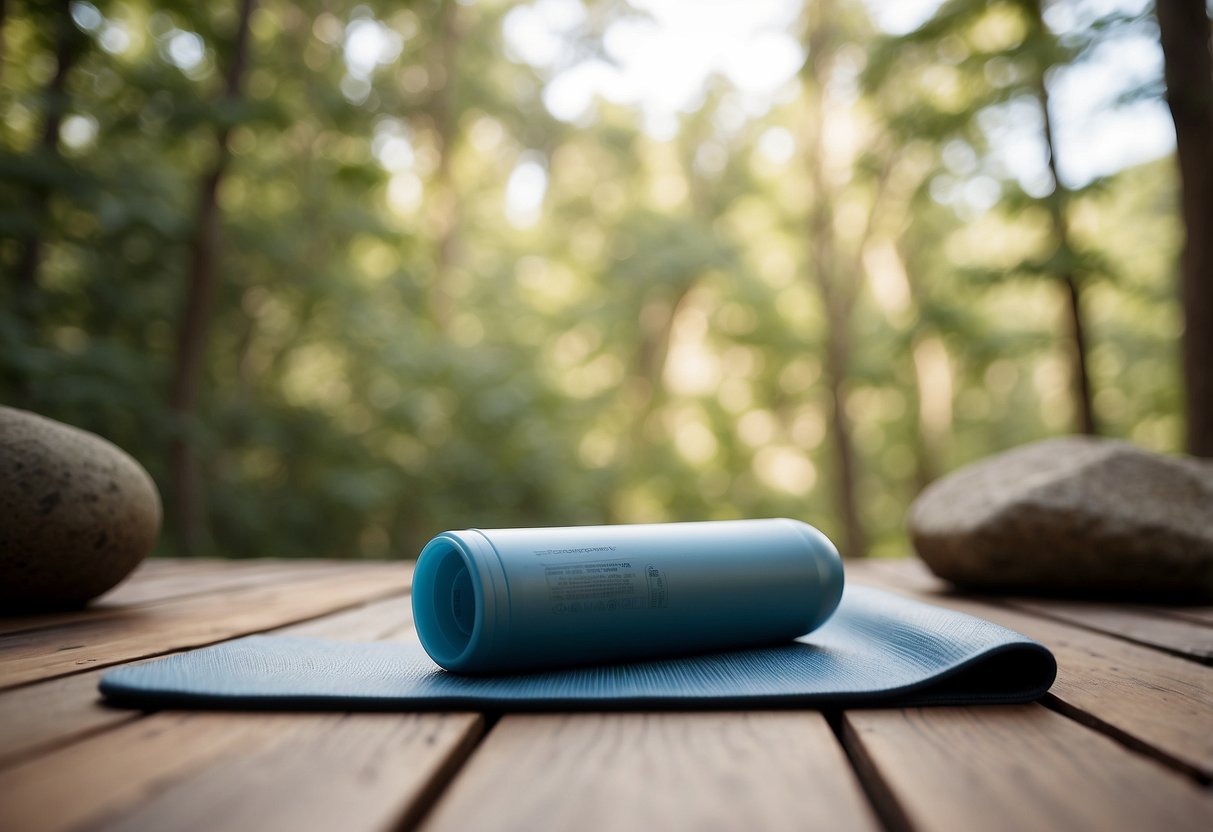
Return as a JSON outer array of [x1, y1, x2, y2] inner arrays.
[[1, 558, 1210, 831]]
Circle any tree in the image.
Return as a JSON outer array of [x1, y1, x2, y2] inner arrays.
[[1023, 0, 1097, 435], [423, 0, 466, 332], [867, 0, 1121, 437], [11, 0, 86, 304], [804, 7, 867, 557], [1156, 0, 1213, 456], [0, 0, 1188, 562], [168, 0, 256, 553], [798, 0, 904, 557]]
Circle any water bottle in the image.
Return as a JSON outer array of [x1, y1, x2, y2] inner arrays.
[[411, 518, 844, 673]]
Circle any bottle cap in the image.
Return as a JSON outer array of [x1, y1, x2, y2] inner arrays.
[[412, 530, 508, 671]]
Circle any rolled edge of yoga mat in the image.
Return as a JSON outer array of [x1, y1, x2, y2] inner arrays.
[[412, 518, 844, 673]]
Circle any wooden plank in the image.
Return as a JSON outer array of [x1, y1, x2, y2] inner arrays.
[[84, 559, 349, 606], [0, 560, 226, 634], [1168, 607, 1213, 628], [850, 560, 1213, 782], [94, 713, 483, 832], [843, 705, 1213, 832], [96, 558, 410, 608], [0, 559, 412, 637], [0, 594, 414, 769], [874, 560, 1213, 665], [419, 712, 880, 832], [0, 669, 138, 770], [0, 710, 483, 832], [267, 594, 413, 642], [113, 558, 217, 575], [1001, 597, 1213, 665], [0, 564, 408, 689]]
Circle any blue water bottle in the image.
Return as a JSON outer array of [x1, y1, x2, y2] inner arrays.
[[411, 518, 844, 673]]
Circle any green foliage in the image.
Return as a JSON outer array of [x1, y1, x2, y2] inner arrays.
[[0, 0, 1185, 560]]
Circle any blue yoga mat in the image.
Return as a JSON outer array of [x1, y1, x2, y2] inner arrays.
[[99, 586, 1056, 710]]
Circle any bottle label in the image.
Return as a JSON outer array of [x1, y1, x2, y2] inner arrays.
[[646, 565, 668, 608], [544, 560, 654, 614]]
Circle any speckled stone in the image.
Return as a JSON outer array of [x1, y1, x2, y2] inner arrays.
[[1, 407, 161, 610], [909, 436, 1213, 600]]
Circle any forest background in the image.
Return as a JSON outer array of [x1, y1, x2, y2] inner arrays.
[[2, 0, 1209, 560]]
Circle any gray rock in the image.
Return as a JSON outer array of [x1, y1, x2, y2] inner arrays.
[[1, 407, 162, 610], [909, 436, 1213, 599]]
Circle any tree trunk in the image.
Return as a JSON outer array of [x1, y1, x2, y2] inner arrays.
[[803, 1, 868, 558], [1156, 0, 1213, 457], [822, 318, 867, 558], [1029, 0, 1097, 436], [12, 0, 82, 302], [427, 0, 465, 332], [0, 0, 7, 76], [168, 0, 256, 554], [629, 284, 695, 441]]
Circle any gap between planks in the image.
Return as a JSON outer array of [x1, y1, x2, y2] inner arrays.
[[416, 711, 881, 832], [8, 557, 1210, 832], [0, 558, 414, 637], [0, 592, 486, 832], [0, 710, 483, 832], [849, 560, 1213, 784], [0, 590, 415, 769], [0, 563, 411, 690], [997, 595, 1212, 666], [861, 559, 1213, 664], [840, 704, 1213, 832]]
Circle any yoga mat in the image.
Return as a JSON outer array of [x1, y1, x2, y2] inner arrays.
[[98, 586, 1056, 710]]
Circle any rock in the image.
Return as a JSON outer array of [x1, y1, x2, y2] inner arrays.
[[909, 436, 1213, 600], [0, 407, 161, 610]]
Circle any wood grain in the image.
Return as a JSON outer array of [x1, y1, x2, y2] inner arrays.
[[1001, 598, 1213, 665], [94, 713, 482, 832], [0, 564, 409, 689], [843, 705, 1213, 832], [1168, 607, 1213, 628], [0, 668, 138, 770], [0, 710, 483, 832], [850, 560, 1213, 781], [0, 593, 414, 768], [0, 559, 412, 637], [8, 556, 1212, 832], [267, 593, 414, 642], [419, 712, 880, 832]]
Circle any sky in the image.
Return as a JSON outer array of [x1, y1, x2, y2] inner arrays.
[[500, 0, 1176, 193], [82, 0, 1177, 202], [332, 0, 1177, 224]]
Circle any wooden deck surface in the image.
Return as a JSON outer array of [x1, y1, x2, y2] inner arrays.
[[1, 557, 1210, 831]]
